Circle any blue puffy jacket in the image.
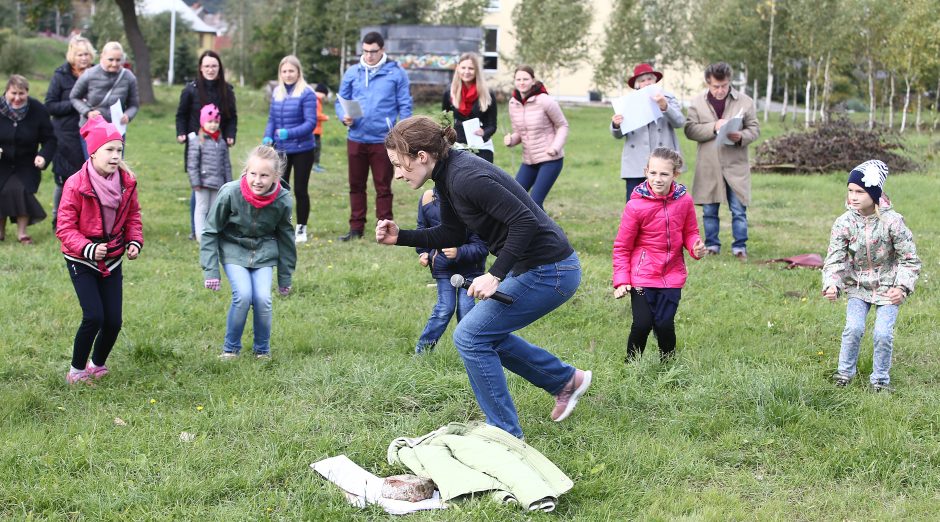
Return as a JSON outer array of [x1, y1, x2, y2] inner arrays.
[[264, 84, 317, 154], [415, 189, 488, 280], [335, 60, 413, 144]]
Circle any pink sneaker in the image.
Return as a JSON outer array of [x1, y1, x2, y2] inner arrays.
[[551, 369, 592, 422], [85, 363, 109, 379], [66, 369, 92, 385]]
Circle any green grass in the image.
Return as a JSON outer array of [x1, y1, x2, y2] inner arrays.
[[1, 84, 938, 520]]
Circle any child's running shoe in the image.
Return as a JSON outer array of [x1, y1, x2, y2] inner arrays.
[[66, 369, 92, 385], [832, 373, 851, 387], [85, 363, 109, 379], [870, 381, 894, 393]]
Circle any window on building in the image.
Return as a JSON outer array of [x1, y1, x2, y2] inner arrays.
[[482, 27, 498, 71], [485, 0, 500, 11]]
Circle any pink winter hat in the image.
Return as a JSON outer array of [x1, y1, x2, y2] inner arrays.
[[200, 104, 221, 126], [80, 116, 123, 155]]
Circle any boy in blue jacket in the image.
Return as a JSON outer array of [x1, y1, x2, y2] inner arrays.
[[335, 31, 413, 241], [415, 188, 488, 354]]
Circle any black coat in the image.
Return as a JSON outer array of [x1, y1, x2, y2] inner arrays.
[[442, 89, 497, 145], [44, 62, 84, 185], [0, 97, 57, 194], [175, 79, 238, 141]]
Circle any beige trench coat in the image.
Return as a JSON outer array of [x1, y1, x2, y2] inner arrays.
[[684, 89, 760, 206]]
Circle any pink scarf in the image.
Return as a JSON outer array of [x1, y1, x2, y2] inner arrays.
[[87, 161, 123, 233], [240, 175, 281, 208]]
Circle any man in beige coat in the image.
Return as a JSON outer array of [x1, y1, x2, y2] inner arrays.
[[684, 62, 760, 260]]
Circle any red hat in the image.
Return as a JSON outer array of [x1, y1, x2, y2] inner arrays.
[[627, 63, 663, 89], [80, 116, 123, 155]]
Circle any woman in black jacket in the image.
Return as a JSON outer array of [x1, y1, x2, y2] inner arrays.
[[0, 75, 56, 243], [442, 52, 496, 163], [175, 50, 237, 238], [44, 35, 95, 231]]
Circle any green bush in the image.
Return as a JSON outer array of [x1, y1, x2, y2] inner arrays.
[[0, 36, 32, 76]]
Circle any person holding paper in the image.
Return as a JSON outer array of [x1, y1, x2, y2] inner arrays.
[[503, 66, 568, 209], [442, 53, 497, 163], [69, 41, 139, 155], [262, 55, 317, 244], [335, 31, 413, 241], [610, 63, 685, 200], [684, 62, 759, 261]]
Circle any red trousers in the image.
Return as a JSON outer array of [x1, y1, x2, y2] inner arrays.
[[346, 140, 394, 232]]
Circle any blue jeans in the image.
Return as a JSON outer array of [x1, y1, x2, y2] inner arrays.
[[222, 264, 273, 355], [839, 298, 899, 384], [452, 251, 581, 438], [416, 278, 476, 354], [515, 158, 564, 209], [701, 183, 748, 253]]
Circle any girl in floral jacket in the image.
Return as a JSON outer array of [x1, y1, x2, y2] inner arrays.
[[613, 148, 706, 361], [823, 160, 920, 391]]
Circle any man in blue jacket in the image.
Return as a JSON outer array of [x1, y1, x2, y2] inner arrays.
[[335, 32, 413, 241]]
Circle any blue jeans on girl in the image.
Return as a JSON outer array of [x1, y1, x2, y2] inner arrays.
[[839, 297, 899, 384], [222, 264, 273, 355], [416, 278, 476, 354], [452, 251, 581, 438], [515, 158, 564, 209]]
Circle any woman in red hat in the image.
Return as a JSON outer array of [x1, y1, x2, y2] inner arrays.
[[610, 63, 685, 200], [56, 116, 143, 384]]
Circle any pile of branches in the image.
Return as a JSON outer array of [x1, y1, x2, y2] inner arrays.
[[753, 117, 919, 174]]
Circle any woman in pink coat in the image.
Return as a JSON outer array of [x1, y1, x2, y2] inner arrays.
[[613, 148, 706, 361], [503, 65, 568, 209]]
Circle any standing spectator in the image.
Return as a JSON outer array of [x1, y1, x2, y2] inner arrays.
[[684, 62, 759, 260], [335, 31, 413, 241], [175, 50, 238, 239], [312, 83, 329, 172], [610, 63, 685, 200], [0, 75, 57, 243], [262, 55, 317, 244], [187, 104, 232, 240], [69, 41, 140, 154], [56, 117, 142, 384], [45, 35, 95, 232], [503, 66, 568, 209], [442, 52, 497, 163]]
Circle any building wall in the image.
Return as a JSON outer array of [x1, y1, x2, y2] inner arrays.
[[480, 0, 706, 105]]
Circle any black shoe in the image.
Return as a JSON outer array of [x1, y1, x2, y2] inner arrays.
[[338, 230, 363, 241]]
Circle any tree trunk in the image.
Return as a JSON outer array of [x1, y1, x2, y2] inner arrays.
[[867, 57, 875, 130], [763, 0, 775, 123], [900, 75, 910, 132], [115, 0, 155, 105], [792, 84, 798, 123], [915, 90, 922, 132], [888, 74, 895, 129], [811, 63, 821, 124], [753, 78, 758, 108], [821, 51, 831, 123], [804, 79, 811, 129], [780, 76, 788, 122]]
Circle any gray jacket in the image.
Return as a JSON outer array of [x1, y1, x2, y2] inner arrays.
[[186, 133, 232, 190], [611, 91, 685, 179], [69, 64, 140, 127]]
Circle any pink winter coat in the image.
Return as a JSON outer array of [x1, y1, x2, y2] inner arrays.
[[612, 181, 702, 289], [506, 83, 568, 165]]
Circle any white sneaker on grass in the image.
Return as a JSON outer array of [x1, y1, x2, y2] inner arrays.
[[295, 224, 308, 243]]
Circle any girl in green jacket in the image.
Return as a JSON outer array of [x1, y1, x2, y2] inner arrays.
[[200, 145, 297, 359]]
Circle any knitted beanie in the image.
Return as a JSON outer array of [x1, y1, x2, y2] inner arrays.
[[847, 159, 888, 202]]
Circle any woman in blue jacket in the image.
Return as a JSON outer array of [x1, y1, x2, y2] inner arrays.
[[263, 55, 316, 243]]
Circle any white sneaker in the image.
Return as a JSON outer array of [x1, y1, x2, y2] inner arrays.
[[295, 224, 307, 243]]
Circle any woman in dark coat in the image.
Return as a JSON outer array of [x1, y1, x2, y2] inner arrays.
[[45, 35, 96, 230], [441, 52, 497, 163], [175, 50, 237, 238], [0, 75, 57, 243]]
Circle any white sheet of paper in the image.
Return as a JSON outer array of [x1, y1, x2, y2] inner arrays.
[[717, 109, 744, 145], [609, 85, 663, 134], [461, 118, 485, 148], [311, 455, 446, 515], [109, 100, 126, 135], [338, 96, 363, 119]]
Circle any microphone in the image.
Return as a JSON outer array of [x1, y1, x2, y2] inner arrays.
[[451, 274, 514, 305]]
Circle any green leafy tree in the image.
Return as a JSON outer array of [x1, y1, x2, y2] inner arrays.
[[511, 0, 592, 82], [425, 0, 490, 26]]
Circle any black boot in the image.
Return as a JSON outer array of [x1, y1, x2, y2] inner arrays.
[[338, 230, 363, 241]]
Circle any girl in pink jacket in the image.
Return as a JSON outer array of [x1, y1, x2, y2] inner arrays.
[[613, 148, 705, 361]]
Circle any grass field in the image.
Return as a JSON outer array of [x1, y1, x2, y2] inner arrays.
[[1, 82, 939, 520]]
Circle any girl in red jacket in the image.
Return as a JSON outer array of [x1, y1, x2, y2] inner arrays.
[[612, 147, 705, 361], [56, 116, 143, 384]]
